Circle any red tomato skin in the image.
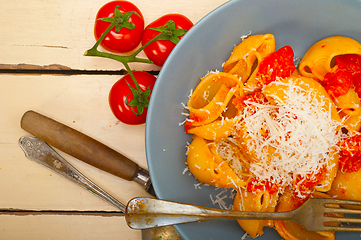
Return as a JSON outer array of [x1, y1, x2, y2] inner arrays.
[[324, 54, 361, 98], [94, 1, 144, 53], [109, 71, 156, 125], [142, 14, 193, 67], [256, 45, 296, 85], [324, 69, 352, 98]]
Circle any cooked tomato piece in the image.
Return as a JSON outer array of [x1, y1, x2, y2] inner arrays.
[[256, 45, 296, 85]]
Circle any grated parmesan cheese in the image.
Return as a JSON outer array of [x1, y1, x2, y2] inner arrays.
[[235, 78, 342, 194]]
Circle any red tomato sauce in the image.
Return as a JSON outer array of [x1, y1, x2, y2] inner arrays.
[[323, 54, 361, 98], [293, 166, 326, 196], [233, 91, 267, 113], [246, 178, 282, 194], [339, 133, 361, 173]]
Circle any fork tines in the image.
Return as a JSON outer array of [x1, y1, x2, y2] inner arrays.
[[322, 198, 361, 231]]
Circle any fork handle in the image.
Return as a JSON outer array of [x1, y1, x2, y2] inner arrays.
[[19, 136, 126, 212], [125, 197, 294, 229]]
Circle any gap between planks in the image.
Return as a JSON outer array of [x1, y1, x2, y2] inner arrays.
[[0, 63, 140, 217], [0, 64, 159, 76], [0, 208, 124, 217]]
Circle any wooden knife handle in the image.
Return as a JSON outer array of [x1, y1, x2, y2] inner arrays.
[[20, 110, 139, 181]]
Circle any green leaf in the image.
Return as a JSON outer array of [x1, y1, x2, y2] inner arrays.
[[125, 81, 138, 101], [149, 20, 188, 43], [139, 87, 151, 108], [97, 17, 114, 23], [173, 28, 187, 37], [121, 8, 142, 19], [124, 81, 150, 116], [165, 20, 176, 29], [114, 7, 122, 18], [121, 19, 136, 30], [97, 7, 142, 33], [168, 36, 180, 44], [114, 25, 122, 33]]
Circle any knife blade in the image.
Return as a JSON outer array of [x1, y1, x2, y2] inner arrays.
[[20, 110, 156, 197]]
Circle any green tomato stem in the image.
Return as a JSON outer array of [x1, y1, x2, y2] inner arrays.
[[123, 62, 141, 91], [131, 31, 167, 57], [84, 15, 179, 118], [85, 48, 153, 65], [86, 21, 115, 54]]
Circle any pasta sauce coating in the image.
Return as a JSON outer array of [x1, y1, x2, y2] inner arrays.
[[184, 34, 361, 240], [338, 132, 361, 173], [324, 54, 361, 98]]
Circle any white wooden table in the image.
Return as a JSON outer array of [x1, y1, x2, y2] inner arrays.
[[0, 0, 228, 239]]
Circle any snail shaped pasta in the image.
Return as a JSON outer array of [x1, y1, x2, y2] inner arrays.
[[273, 189, 341, 240], [184, 34, 361, 240], [299, 36, 361, 81], [185, 71, 243, 140], [233, 187, 278, 238], [187, 135, 247, 188], [299, 36, 361, 121], [223, 34, 276, 91], [185, 71, 248, 188]]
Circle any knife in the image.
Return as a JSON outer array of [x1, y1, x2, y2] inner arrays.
[[20, 110, 156, 197], [18, 135, 183, 240]]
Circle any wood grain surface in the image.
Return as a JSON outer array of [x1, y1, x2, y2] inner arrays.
[[0, 0, 228, 239]]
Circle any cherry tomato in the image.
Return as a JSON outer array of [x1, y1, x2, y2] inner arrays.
[[94, 1, 144, 53], [109, 71, 156, 125], [142, 14, 193, 67], [256, 45, 296, 85]]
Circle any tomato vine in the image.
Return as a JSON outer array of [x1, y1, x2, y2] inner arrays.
[[85, 2, 191, 119]]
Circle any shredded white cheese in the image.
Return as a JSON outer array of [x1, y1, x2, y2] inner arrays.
[[236, 78, 342, 193]]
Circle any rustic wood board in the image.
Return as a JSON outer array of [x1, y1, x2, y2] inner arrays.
[[0, 0, 229, 239], [0, 0, 228, 71]]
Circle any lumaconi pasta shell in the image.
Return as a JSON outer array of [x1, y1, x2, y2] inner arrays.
[[334, 87, 361, 116], [184, 35, 361, 240], [233, 189, 278, 238], [186, 85, 235, 129], [274, 190, 335, 240], [187, 72, 239, 109], [186, 136, 245, 188], [187, 118, 235, 141], [328, 168, 361, 209], [313, 148, 339, 192], [223, 34, 276, 83], [186, 72, 241, 129], [299, 36, 361, 81], [342, 110, 361, 132]]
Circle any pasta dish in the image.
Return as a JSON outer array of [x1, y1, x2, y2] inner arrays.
[[184, 34, 361, 239]]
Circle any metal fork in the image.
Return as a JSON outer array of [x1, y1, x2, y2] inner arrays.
[[125, 197, 361, 232]]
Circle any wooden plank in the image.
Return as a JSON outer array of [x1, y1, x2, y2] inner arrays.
[[0, 74, 150, 239], [0, 74, 150, 203], [0, 0, 228, 71], [0, 1, 230, 238], [1, 215, 140, 240]]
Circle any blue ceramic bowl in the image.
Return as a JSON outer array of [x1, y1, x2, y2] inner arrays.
[[146, 0, 361, 239]]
